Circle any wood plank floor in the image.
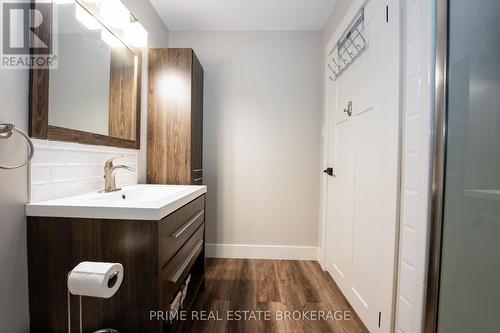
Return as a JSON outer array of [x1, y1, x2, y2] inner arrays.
[[181, 259, 368, 333]]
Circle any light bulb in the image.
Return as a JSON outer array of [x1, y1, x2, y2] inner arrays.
[[100, 0, 131, 29], [75, 3, 101, 30], [124, 21, 148, 47]]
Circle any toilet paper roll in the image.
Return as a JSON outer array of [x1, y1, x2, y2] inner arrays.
[[68, 262, 123, 298]]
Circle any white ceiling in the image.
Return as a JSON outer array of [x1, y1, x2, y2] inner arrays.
[[149, 0, 338, 31]]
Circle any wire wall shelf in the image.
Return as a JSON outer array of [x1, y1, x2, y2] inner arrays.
[[328, 9, 367, 81]]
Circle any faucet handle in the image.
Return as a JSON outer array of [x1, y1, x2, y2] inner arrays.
[[104, 155, 124, 168], [114, 165, 136, 172]]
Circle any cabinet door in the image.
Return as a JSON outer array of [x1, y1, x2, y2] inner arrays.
[[191, 51, 204, 185], [148, 48, 193, 185]]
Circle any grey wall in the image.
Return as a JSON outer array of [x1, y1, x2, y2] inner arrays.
[[0, 0, 168, 330], [0, 60, 30, 333], [169, 31, 323, 247]]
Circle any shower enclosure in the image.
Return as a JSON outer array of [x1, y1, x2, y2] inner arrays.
[[426, 0, 500, 332]]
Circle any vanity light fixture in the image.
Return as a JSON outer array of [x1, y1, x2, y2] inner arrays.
[[76, 0, 149, 48], [75, 4, 101, 30], [124, 20, 148, 47], [100, 0, 131, 29], [101, 29, 125, 48], [53, 0, 74, 4]]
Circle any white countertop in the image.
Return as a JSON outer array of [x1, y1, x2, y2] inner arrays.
[[26, 184, 207, 220]]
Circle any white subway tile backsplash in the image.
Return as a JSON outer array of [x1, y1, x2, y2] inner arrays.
[[406, 37, 421, 77], [64, 150, 90, 165], [406, 76, 421, 116], [32, 148, 65, 165], [404, 116, 420, 153], [115, 174, 137, 189], [29, 139, 138, 202], [399, 261, 417, 303], [119, 154, 137, 166], [406, 0, 420, 41], [31, 139, 50, 148], [89, 152, 112, 165], [404, 153, 419, 191], [31, 180, 93, 202], [397, 1, 434, 332], [397, 296, 413, 333], [49, 166, 81, 183], [401, 226, 417, 274], [30, 166, 50, 185], [403, 190, 419, 229]]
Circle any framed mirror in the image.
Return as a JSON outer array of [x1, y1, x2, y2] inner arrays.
[[30, 0, 143, 149]]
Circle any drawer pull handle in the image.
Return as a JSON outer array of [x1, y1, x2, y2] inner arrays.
[[169, 240, 203, 283], [171, 210, 205, 239]]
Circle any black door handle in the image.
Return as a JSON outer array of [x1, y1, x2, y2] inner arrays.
[[323, 167, 333, 176]]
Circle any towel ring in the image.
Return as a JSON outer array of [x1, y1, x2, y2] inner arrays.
[[0, 123, 35, 170]]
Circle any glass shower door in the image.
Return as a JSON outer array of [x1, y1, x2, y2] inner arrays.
[[437, 0, 500, 332]]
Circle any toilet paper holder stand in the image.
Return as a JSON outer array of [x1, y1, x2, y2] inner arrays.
[[67, 271, 120, 333], [67, 285, 83, 333]]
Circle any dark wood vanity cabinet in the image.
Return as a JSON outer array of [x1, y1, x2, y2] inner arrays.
[[147, 48, 204, 186], [27, 194, 206, 333]]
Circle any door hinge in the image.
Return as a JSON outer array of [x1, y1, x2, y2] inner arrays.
[[378, 311, 382, 328], [385, 5, 389, 22]]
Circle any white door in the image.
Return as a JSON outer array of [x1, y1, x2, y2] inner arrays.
[[325, 0, 400, 332]]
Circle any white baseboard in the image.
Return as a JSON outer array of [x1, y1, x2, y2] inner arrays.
[[206, 243, 320, 261], [316, 247, 325, 269]]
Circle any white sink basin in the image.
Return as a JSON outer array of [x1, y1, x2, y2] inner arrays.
[[26, 184, 207, 220], [93, 186, 187, 203]]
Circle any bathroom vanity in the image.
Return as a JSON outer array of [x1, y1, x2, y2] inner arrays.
[[26, 185, 207, 333], [26, 1, 207, 331]]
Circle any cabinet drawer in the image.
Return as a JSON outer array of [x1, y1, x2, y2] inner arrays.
[[160, 224, 204, 308], [159, 195, 205, 268]]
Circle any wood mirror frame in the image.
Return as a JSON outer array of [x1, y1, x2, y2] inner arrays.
[[29, 1, 142, 150]]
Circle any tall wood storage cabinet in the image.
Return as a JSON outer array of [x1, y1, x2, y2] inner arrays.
[[147, 48, 204, 185]]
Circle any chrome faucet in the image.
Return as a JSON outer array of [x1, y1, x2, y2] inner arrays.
[[102, 156, 135, 192]]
